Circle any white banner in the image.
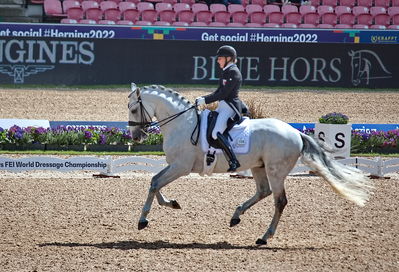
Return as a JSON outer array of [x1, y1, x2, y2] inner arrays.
[[0, 156, 108, 172], [0, 119, 50, 129]]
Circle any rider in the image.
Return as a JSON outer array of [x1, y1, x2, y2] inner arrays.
[[195, 45, 243, 172]]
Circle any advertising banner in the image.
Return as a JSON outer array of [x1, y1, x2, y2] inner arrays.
[[1, 22, 398, 44], [0, 119, 50, 129], [0, 156, 108, 172], [1, 118, 397, 133], [49, 121, 128, 130], [290, 123, 399, 133], [48, 121, 398, 134], [0, 37, 398, 88]]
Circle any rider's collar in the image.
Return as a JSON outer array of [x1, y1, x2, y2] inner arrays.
[[223, 62, 235, 71]]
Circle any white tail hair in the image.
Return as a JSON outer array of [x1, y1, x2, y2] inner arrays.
[[300, 133, 374, 207]]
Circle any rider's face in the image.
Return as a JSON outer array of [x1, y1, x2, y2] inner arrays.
[[217, 56, 231, 68]]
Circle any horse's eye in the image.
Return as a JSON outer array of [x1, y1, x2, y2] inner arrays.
[[131, 109, 137, 114]]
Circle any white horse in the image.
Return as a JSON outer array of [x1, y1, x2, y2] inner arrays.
[[128, 84, 373, 245]]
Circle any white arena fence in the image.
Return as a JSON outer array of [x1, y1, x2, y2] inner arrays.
[[0, 156, 167, 176], [0, 156, 398, 178], [291, 157, 399, 178]]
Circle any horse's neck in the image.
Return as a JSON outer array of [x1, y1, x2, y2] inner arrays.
[[143, 91, 196, 139]]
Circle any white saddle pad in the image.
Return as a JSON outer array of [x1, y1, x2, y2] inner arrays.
[[200, 109, 251, 154]]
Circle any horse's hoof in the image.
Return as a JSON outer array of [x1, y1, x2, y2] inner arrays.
[[255, 238, 267, 245], [171, 200, 181, 209], [230, 218, 241, 227], [138, 220, 148, 230]]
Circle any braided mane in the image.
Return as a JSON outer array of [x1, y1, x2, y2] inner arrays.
[[141, 85, 192, 107]]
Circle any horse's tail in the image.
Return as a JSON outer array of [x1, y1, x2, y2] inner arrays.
[[299, 133, 373, 207]]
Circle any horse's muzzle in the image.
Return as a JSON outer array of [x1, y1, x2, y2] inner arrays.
[[129, 126, 147, 142]]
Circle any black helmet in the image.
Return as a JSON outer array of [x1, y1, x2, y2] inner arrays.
[[216, 45, 237, 60]]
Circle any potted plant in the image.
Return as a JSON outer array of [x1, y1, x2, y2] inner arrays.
[[0, 125, 164, 152], [351, 129, 399, 154], [315, 112, 352, 159], [0, 125, 45, 151], [87, 127, 131, 152], [319, 112, 349, 124]]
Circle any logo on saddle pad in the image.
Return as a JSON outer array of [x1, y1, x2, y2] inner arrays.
[[200, 110, 251, 155]]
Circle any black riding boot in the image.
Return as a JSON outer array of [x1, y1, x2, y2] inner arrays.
[[216, 132, 241, 172]]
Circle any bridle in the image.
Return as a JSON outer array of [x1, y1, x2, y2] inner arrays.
[[128, 89, 200, 145], [127, 95, 154, 128]]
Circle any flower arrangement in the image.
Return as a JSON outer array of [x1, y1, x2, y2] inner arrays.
[[319, 112, 349, 124], [1, 124, 397, 154], [297, 127, 315, 135], [0, 125, 163, 147], [351, 129, 399, 153], [296, 127, 399, 153]]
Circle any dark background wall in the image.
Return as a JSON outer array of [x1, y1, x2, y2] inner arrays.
[[0, 37, 397, 88]]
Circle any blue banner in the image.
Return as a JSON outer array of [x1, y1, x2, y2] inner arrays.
[[289, 123, 399, 133], [49, 121, 399, 134], [1, 22, 398, 44], [49, 121, 128, 130]]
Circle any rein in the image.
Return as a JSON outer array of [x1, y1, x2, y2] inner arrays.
[[128, 97, 201, 145]]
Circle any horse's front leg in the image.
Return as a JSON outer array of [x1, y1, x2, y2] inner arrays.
[[138, 164, 189, 230], [156, 192, 181, 209]]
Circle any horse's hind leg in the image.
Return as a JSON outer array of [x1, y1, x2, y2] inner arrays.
[[256, 175, 287, 245], [230, 166, 272, 227]]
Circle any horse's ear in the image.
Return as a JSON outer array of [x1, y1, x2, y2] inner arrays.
[[348, 50, 354, 57], [129, 83, 140, 98]]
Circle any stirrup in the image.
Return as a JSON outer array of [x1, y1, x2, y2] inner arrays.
[[227, 160, 240, 172], [206, 150, 216, 166]]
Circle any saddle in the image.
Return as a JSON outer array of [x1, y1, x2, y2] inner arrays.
[[199, 110, 251, 154], [206, 110, 243, 150], [199, 110, 251, 174]]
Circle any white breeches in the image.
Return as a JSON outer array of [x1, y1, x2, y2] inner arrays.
[[212, 100, 235, 140]]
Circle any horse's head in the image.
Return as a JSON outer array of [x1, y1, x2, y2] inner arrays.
[[128, 83, 155, 142]]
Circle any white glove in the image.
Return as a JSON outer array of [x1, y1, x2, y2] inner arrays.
[[195, 97, 206, 106]]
